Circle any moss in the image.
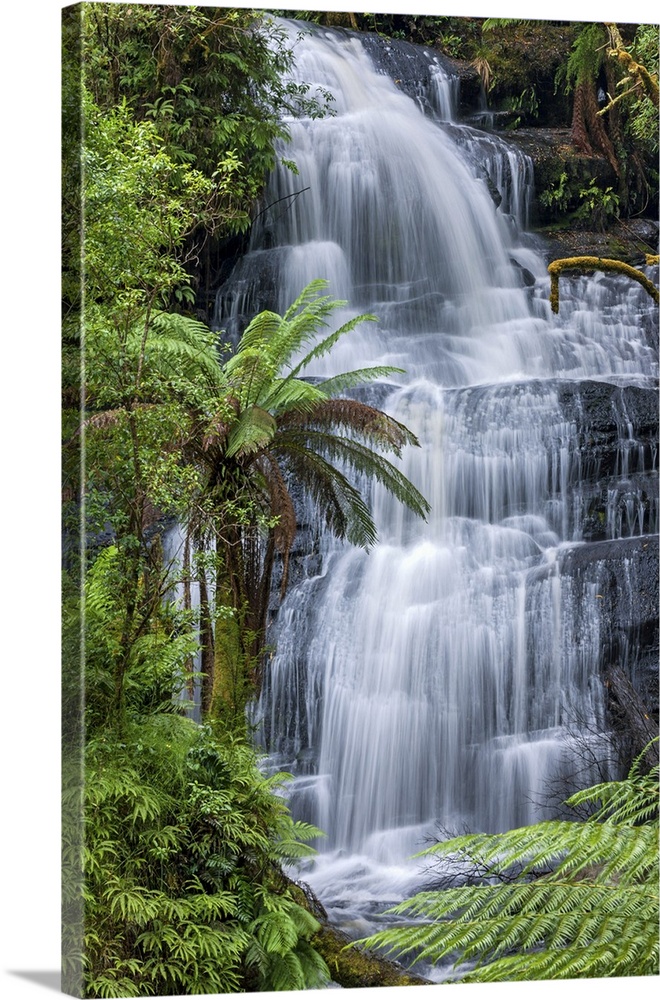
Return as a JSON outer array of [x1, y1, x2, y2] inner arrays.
[[311, 925, 430, 989], [548, 255, 659, 312], [287, 880, 430, 987]]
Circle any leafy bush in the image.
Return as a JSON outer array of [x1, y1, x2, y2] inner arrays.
[[575, 178, 621, 230], [539, 171, 572, 217], [63, 545, 330, 997], [79, 719, 328, 996]]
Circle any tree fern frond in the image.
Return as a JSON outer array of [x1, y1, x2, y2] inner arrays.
[[225, 405, 277, 459], [224, 349, 277, 409], [274, 295, 338, 369], [318, 365, 405, 396], [282, 278, 333, 323], [280, 442, 378, 548], [232, 309, 285, 357], [282, 397, 422, 453], [278, 429, 430, 522], [259, 376, 328, 415], [138, 310, 225, 385], [357, 752, 659, 982], [567, 756, 658, 826], [267, 949, 306, 990], [287, 309, 378, 379]]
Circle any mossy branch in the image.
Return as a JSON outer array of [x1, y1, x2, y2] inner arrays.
[[604, 22, 659, 110], [548, 256, 659, 313]]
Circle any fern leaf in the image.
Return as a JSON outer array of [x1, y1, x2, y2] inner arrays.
[[225, 405, 277, 458], [278, 441, 379, 548], [282, 278, 333, 323], [279, 428, 430, 522], [318, 365, 405, 396], [357, 753, 659, 982], [287, 309, 378, 379]]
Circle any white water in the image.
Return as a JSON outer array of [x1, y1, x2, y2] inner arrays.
[[213, 22, 658, 965]]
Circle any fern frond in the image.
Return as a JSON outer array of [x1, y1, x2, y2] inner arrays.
[[252, 909, 300, 957], [274, 295, 338, 369], [282, 278, 333, 323], [259, 375, 328, 415], [279, 428, 430, 522], [225, 405, 277, 458], [224, 348, 277, 409], [136, 310, 225, 386], [357, 756, 659, 982], [282, 397, 422, 453], [318, 365, 405, 396], [287, 309, 378, 379], [279, 441, 378, 548], [232, 309, 284, 356]]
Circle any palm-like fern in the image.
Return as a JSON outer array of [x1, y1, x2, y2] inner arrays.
[[357, 742, 659, 982], [196, 280, 430, 701]]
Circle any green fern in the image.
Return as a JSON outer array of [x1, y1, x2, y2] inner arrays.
[[67, 554, 331, 997], [79, 719, 331, 996], [357, 742, 659, 982]]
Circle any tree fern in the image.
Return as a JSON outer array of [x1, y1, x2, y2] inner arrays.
[[197, 279, 430, 694], [357, 743, 659, 982]]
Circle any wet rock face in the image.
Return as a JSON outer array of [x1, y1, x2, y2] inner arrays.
[[555, 380, 659, 541], [557, 381, 657, 458], [558, 535, 659, 717]]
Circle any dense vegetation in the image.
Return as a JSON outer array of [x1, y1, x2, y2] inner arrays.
[[62, 5, 658, 995]]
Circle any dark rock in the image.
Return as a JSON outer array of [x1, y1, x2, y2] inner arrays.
[[509, 256, 536, 287], [559, 535, 659, 717], [574, 472, 659, 542], [556, 380, 658, 483]]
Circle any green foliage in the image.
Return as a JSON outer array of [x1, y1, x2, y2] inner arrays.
[[504, 84, 539, 127], [562, 23, 608, 89], [80, 2, 333, 235], [539, 171, 572, 216], [575, 177, 621, 230], [79, 718, 329, 996], [79, 544, 199, 727], [64, 549, 330, 997], [357, 742, 659, 982], [626, 24, 660, 155], [81, 92, 214, 313], [539, 171, 621, 229]]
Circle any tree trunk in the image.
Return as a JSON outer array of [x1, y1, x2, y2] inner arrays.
[[182, 528, 195, 700], [571, 79, 620, 178], [198, 560, 215, 717], [571, 80, 594, 155]]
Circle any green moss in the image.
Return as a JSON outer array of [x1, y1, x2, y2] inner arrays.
[[310, 925, 429, 989]]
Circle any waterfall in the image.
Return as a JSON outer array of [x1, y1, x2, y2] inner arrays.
[[213, 21, 658, 952]]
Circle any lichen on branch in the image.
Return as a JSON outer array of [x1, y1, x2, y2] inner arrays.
[[604, 22, 659, 110], [548, 255, 659, 313]]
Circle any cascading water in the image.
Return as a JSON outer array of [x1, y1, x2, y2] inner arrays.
[[213, 21, 658, 964]]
